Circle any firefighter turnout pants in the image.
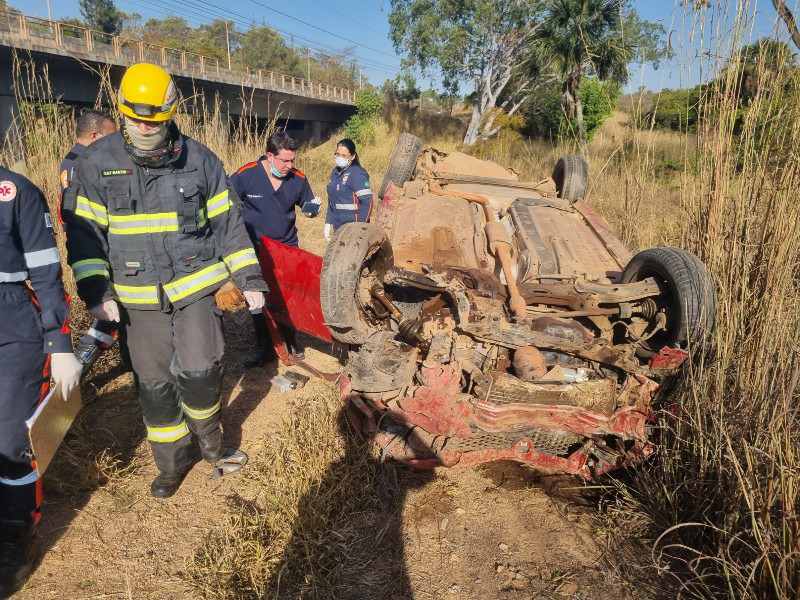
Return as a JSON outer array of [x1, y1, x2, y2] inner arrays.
[[125, 295, 225, 476], [0, 284, 48, 527]]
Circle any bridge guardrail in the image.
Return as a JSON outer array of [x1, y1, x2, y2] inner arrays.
[[0, 12, 355, 105]]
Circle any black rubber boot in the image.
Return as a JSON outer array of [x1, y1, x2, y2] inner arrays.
[[197, 426, 224, 463], [149, 472, 188, 499], [0, 520, 37, 597], [245, 312, 277, 368]]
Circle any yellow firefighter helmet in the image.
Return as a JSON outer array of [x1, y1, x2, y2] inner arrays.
[[117, 63, 178, 122]]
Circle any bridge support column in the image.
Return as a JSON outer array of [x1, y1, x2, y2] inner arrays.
[[0, 94, 19, 144], [310, 120, 323, 144], [0, 94, 26, 173]]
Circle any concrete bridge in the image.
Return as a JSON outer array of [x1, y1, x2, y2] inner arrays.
[[0, 11, 356, 145]]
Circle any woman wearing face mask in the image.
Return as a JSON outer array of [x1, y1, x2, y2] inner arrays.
[[323, 139, 373, 241]]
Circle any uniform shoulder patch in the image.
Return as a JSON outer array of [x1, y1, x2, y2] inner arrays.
[[0, 180, 17, 202], [292, 168, 306, 179], [235, 161, 259, 175]]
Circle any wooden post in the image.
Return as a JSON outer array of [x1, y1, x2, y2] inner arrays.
[[181, 51, 187, 70], [200, 55, 205, 74], [216, 58, 220, 75], [281, 74, 285, 88], [54, 22, 62, 47], [18, 15, 27, 39], [85, 28, 93, 52], [138, 41, 144, 62], [292, 77, 296, 91]]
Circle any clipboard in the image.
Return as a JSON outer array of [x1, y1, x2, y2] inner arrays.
[[26, 385, 82, 475]]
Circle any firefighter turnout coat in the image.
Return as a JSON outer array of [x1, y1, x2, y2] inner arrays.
[[62, 132, 265, 312]]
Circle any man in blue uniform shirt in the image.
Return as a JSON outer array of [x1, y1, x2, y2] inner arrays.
[[230, 132, 320, 367], [0, 167, 83, 595], [59, 110, 117, 191]]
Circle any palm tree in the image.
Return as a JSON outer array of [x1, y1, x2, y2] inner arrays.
[[538, 0, 631, 145]]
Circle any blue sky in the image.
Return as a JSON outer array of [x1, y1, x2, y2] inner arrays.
[[10, 0, 796, 92]]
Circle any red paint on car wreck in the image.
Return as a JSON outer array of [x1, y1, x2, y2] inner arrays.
[[391, 365, 474, 437], [649, 346, 689, 371], [470, 401, 649, 441]]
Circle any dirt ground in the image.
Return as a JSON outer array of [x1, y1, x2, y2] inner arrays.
[[12, 308, 634, 600]]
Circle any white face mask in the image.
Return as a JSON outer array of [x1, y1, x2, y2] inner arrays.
[[124, 117, 168, 151], [334, 155, 351, 169]]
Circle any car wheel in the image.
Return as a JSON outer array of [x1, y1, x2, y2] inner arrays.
[[621, 247, 716, 352], [379, 132, 423, 199], [321, 222, 394, 345], [552, 155, 588, 202]]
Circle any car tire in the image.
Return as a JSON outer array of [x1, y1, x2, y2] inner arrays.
[[621, 247, 716, 352], [552, 155, 588, 202], [379, 132, 423, 199], [321, 222, 393, 345]]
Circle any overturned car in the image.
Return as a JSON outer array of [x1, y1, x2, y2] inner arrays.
[[259, 134, 715, 479]]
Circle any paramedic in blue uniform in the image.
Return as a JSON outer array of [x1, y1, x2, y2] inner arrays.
[[0, 168, 83, 595], [323, 138, 373, 241], [230, 131, 321, 367]]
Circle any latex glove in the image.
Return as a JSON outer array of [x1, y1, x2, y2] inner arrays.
[[323, 223, 333, 241], [51, 352, 83, 400], [244, 290, 265, 313], [89, 299, 120, 323]]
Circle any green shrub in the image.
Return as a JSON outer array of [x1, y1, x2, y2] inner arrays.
[[644, 86, 701, 132], [345, 88, 383, 143], [522, 77, 619, 141], [578, 77, 620, 141], [521, 82, 563, 140]]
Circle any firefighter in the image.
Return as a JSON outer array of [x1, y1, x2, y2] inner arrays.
[[323, 138, 373, 241], [61, 63, 268, 499], [230, 131, 320, 367], [0, 168, 83, 595], [59, 110, 123, 370]]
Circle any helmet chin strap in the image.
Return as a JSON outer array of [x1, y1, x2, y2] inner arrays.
[[124, 117, 169, 151]]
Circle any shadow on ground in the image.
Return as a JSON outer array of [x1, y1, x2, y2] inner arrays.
[[266, 408, 435, 600], [34, 360, 144, 578]]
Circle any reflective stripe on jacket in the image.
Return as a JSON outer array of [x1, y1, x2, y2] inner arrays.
[[0, 167, 72, 353], [61, 131, 266, 311]]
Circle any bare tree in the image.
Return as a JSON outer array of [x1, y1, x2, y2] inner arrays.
[[389, 0, 547, 145], [772, 0, 800, 51]]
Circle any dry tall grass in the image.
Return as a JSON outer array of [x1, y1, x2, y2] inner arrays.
[[469, 14, 800, 593], [598, 5, 799, 598]]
